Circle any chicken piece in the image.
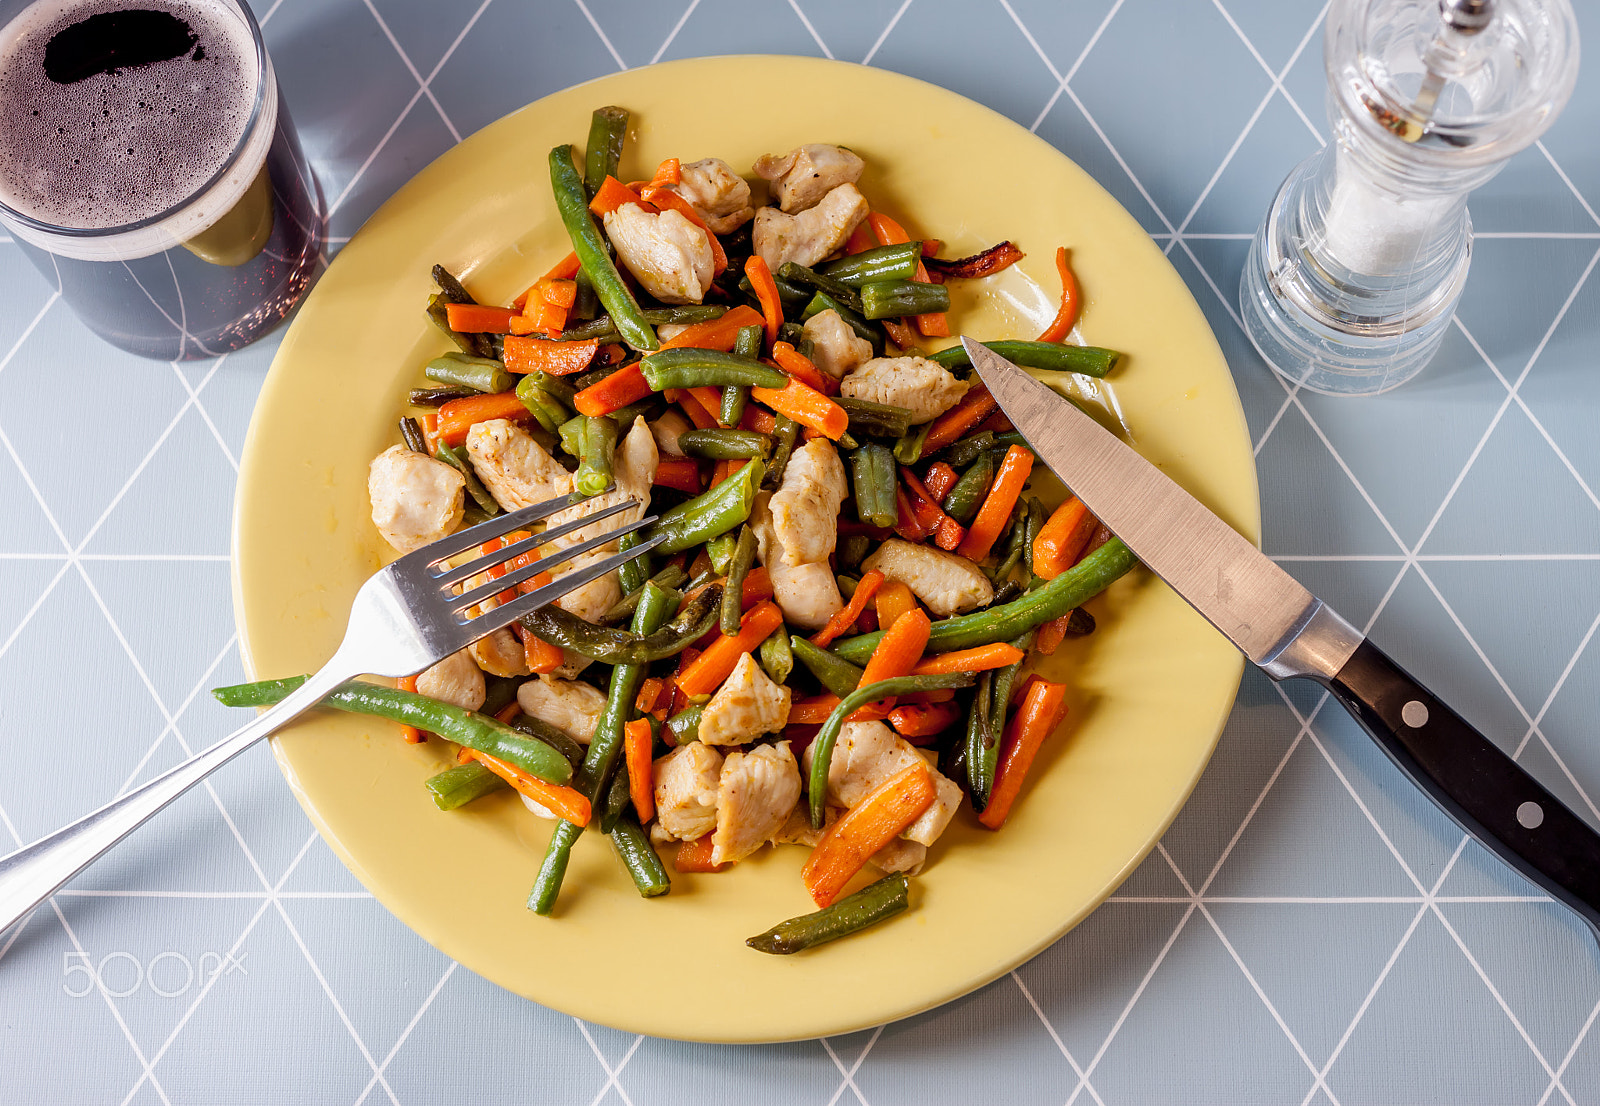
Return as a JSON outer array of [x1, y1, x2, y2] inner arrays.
[[464, 420, 572, 510], [666, 157, 755, 234], [862, 538, 993, 617], [768, 439, 847, 566], [839, 356, 969, 425], [712, 741, 801, 865], [602, 203, 714, 305], [551, 550, 623, 624], [770, 802, 827, 848], [753, 183, 869, 273], [802, 309, 873, 380], [871, 839, 928, 875], [753, 144, 866, 213], [519, 793, 559, 821], [650, 409, 692, 456], [469, 628, 529, 679], [654, 742, 724, 841], [517, 674, 608, 744], [544, 417, 658, 552], [698, 653, 792, 746], [413, 649, 484, 712], [802, 720, 963, 847], [751, 491, 843, 630], [367, 445, 465, 555]]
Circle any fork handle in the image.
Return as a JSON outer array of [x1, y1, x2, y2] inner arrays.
[[0, 662, 355, 938]]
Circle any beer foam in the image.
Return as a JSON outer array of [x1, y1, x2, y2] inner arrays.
[[0, 0, 273, 260]]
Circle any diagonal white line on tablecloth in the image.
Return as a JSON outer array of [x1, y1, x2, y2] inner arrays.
[[821, 1024, 883, 1106], [1160, 844, 1338, 1102], [572, 0, 627, 72], [257, 0, 286, 27], [1110, 895, 1552, 903], [573, 1019, 638, 1106], [1010, 972, 1107, 1106], [860, 0, 912, 65], [351, 961, 459, 1106], [54, 889, 371, 898], [786, 0, 834, 59], [1539, 995, 1600, 1106], [326, 0, 493, 221], [1062, 903, 1198, 1106], [362, 0, 463, 141], [582, 1028, 643, 1106], [1211, 0, 1328, 144], [1016, 0, 1127, 134], [0, 289, 58, 383], [0, 900, 36, 965], [649, 0, 700, 66], [1510, 607, 1600, 759], [1535, 141, 1600, 231], [0, 560, 70, 666], [110, 632, 240, 801], [166, 358, 238, 472]]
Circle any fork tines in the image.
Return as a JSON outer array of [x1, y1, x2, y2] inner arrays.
[[448, 507, 658, 617]]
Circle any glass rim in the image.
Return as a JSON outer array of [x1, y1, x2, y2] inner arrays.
[[0, 0, 272, 240]]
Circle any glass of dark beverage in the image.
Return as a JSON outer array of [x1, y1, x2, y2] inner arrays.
[[0, 0, 323, 361]]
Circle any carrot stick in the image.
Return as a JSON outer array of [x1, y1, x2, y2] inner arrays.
[[868, 212, 948, 337], [1034, 612, 1073, 656], [501, 336, 599, 376], [653, 455, 704, 493], [845, 221, 877, 255], [647, 157, 681, 188], [436, 390, 531, 447], [574, 362, 652, 417], [461, 748, 592, 825], [851, 607, 931, 720], [543, 251, 581, 281], [445, 304, 518, 333], [887, 701, 962, 740], [624, 718, 655, 824], [979, 678, 1068, 829], [1032, 496, 1096, 580], [912, 643, 1026, 676], [1037, 246, 1082, 342], [880, 317, 918, 351], [957, 445, 1033, 562], [674, 835, 728, 873], [419, 412, 440, 455], [658, 305, 766, 351], [636, 677, 666, 715], [809, 570, 884, 648], [771, 341, 835, 396], [789, 694, 889, 725], [923, 383, 998, 453], [803, 762, 937, 906], [521, 632, 565, 674], [677, 387, 720, 430], [738, 404, 779, 435], [744, 254, 783, 348], [397, 675, 423, 743], [709, 458, 737, 488], [740, 566, 774, 608], [537, 278, 578, 309], [923, 461, 959, 501], [675, 600, 786, 698], [751, 376, 848, 440], [589, 175, 652, 216], [874, 581, 916, 629]]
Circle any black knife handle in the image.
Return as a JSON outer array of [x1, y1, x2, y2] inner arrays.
[[1328, 638, 1600, 936]]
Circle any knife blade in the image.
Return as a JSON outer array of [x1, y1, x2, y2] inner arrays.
[[963, 336, 1600, 941]]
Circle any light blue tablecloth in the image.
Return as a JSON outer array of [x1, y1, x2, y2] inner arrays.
[[3, 1, 1599, 1102]]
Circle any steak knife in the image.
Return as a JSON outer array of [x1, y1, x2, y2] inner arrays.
[[962, 336, 1600, 939]]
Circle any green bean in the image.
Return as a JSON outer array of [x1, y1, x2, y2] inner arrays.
[[721, 525, 759, 636], [399, 417, 427, 453], [616, 531, 650, 593], [523, 582, 718, 664], [640, 350, 787, 392], [837, 396, 913, 440], [482, 673, 519, 720], [426, 293, 491, 358], [679, 428, 772, 461], [425, 761, 509, 810], [550, 144, 657, 351], [435, 444, 501, 516], [666, 703, 703, 745], [561, 316, 624, 343], [860, 279, 950, 320], [600, 756, 632, 834], [724, 324, 757, 363], [516, 375, 569, 435], [529, 371, 578, 404], [940, 431, 998, 469], [837, 574, 859, 601], [409, 387, 476, 407], [648, 459, 763, 553], [894, 421, 932, 466], [571, 269, 599, 320], [763, 416, 800, 490], [808, 674, 974, 826], [942, 452, 995, 526], [430, 264, 475, 305], [600, 562, 690, 624], [529, 582, 675, 915], [424, 352, 512, 395], [557, 414, 585, 458], [777, 320, 807, 348], [507, 714, 586, 769], [705, 531, 739, 575], [778, 262, 862, 314], [583, 105, 629, 200], [988, 499, 1029, 583], [759, 627, 793, 684], [212, 677, 572, 784], [790, 637, 864, 698], [836, 534, 869, 571], [461, 503, 492, 528], [822, 242, 922, 287], [739, 270, 811, 309], [851, 443, 898, 529], [963, 672, 995, 810], [988, 580, 1023, 607], [573, 415, 617, 497], [800, 291, 885, 355], [747, 873, 908, 954], [1021, 498, 1046, 578], [929, 339, 1122, 379], [608, 399, 658, 429], [1063, 607, 1096, 636], [832, 538, 1136, 663], [610, 814, 671, 898]]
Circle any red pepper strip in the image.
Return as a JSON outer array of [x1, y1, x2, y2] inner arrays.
[[923, 461, 959, 502], [1037, 246, 1082, 342], [809, 570, 885, 648], [900, 466, 965, 551], [893, 483, 929, 542], [923, 241, 1025, 279], [653, 455, 705, 494]]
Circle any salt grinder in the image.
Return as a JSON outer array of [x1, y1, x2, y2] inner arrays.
[[1239, 0, 1579, 395]]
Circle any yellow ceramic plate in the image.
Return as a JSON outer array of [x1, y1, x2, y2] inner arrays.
[[233, 56, 1257, 1043]]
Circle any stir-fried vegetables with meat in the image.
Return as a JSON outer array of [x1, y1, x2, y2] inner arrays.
[[216, 106, 1136, 954]]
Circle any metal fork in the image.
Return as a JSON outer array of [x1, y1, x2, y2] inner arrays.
[[0, 490, 665, 937]]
